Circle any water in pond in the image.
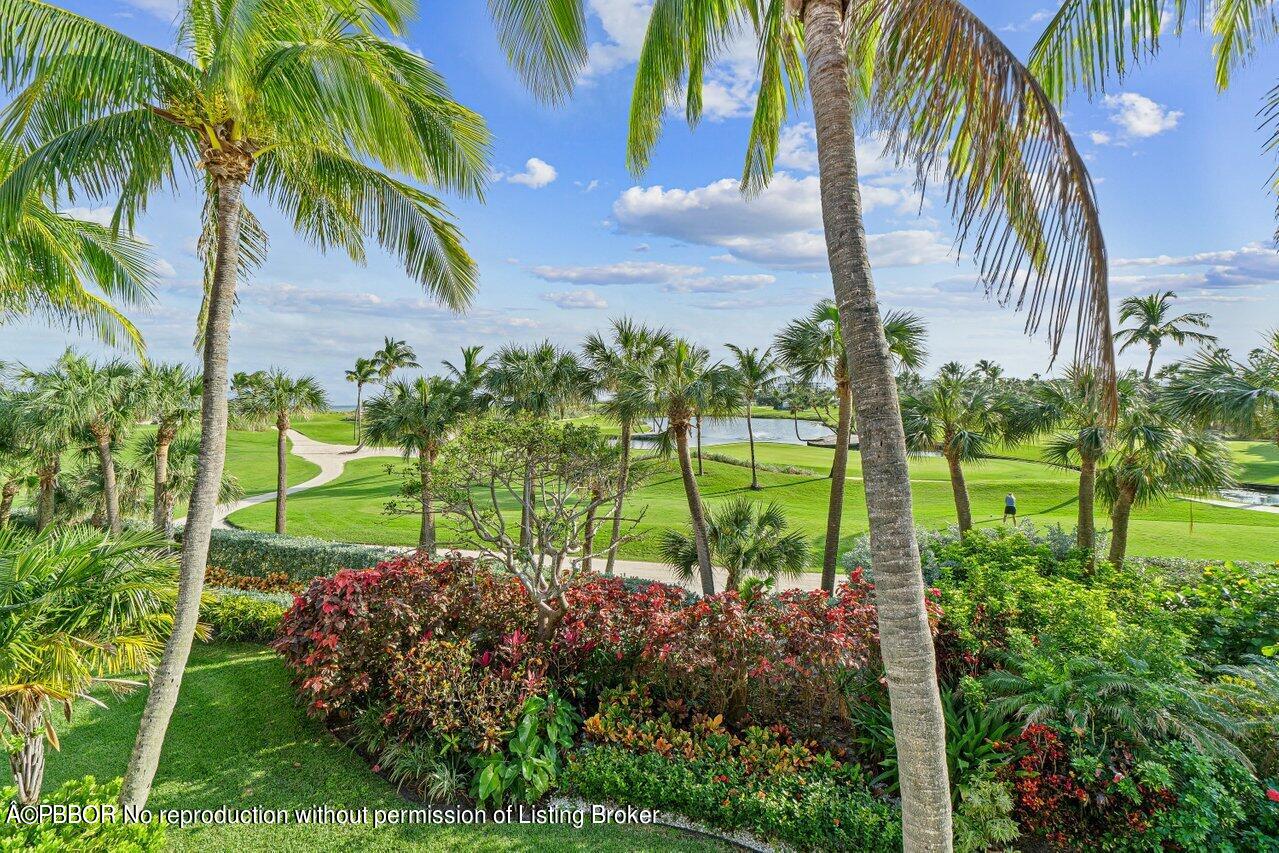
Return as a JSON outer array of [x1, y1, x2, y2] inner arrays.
[[634, 415, 834, 447], [1220, 489, 1279, 507]]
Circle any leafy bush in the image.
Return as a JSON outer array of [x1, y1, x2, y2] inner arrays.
[[199, 588, 290, 642], [197, 527, 399, 581], [472, 692, 578, 807], [0, 776, 165, 852], [1164, 560, 1279, 663]]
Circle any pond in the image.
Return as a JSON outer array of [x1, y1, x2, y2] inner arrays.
[[634, 415, 834, 447]]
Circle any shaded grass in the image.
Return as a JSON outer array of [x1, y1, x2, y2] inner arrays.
[[43, 642, 722, 852], [1229, 441, 1279, 486]]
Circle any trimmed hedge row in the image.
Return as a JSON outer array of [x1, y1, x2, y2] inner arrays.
[[194, 527, 401, 581]]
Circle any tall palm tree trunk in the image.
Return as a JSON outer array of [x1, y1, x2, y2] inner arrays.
[[793, 411, 803, 441], [122, 174, 246, 810], [275, 416, 289, 534], [0, 481, 17, 527], [822, 380, 853, 591], [1107, 486, 1135, 567], [1077, 452, 1097, 552], [695, 413, 704, 476], [945, 450, 973, 532], [7, 699, 45, 805], [1144, 346, 1156, 381], [604, 421, 632, 576], [152, 427, 174, 534], [746, 407, 760, 490], [94, 429, 121, 535], [36, 464, 56, 531], [675, 422, 714, 595], [418, 451, 435, 553], [804, 1, 951, 848]]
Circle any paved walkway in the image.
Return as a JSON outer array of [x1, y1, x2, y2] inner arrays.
[[194, 430, 825, 593]]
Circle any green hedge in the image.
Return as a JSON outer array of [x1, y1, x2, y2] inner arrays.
[[194, 527, 401, 581], [200, 588, 292, 642]]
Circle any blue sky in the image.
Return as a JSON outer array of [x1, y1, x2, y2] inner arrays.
[[4, 0, 1278, 403]]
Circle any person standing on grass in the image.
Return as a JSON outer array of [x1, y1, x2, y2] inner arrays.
[[1004, 493, 1017, 525]]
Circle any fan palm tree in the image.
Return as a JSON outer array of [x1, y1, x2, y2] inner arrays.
[[0, 142, 153, 353], [775, 302, 927, 591], [1115, 291, 1216, 381], [1099, 399, 1236, 566], [233, 370, 328, 534], [661, 497, 809, 592], [1166, 332, 1279, 447], [344, 357, 379, 442], [618, 339, 737, 595], [902, 364, 1008, 532], [362, 376, 471, 552], [0, 0, 488, 806], [373, 337, 420, 382], [583, 318, 673, 575], [134, 433, 241, 537], [0, 402, 29, 528], [139, 363, 201, 534], [725, 344, 780, 490], [0, 525, 177, 804]]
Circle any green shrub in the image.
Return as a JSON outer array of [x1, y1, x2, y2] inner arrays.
[[471, 692, 578, 807], [564, 746, 901, 852], [200, 588, 291, 642], [0, 776, 165, 852], [196, 527, 400, 581]]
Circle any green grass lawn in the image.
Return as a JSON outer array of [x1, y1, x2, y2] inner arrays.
[[292, 411, 361, 446], [1229, 440, 1279, 486], [44, 642, 721, 852], [220, 429, 321, 496], [228, 442, 1279, 563]]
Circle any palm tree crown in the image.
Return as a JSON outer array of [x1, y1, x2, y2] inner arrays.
[[1115, 291, 1216, 380], [373, 338, 420, 382], [660, 497, 810, 592]]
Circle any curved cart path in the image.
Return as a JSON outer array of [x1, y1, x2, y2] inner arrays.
[[187, 429, 824, 593]]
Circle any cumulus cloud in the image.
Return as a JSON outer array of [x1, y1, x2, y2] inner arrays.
[[530, 260, 702, 286], [542, 290, 609, 310], [506, 158, 558, 188], [663, 274, 775, 294], [1001, 9, 1052, 32], [1096, 93, 1182, 143], [1111, 242, 1279, 290]]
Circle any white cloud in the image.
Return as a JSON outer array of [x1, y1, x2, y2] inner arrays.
[[1111, 242, 1279, 290], [1100, 93, 1182, 142], [62, 206, 115, 227], [664, 274, 775, 294], [507, 158, 558, 189], [123, 0, 181, 19], [530, 260, 702, 285], [152, 258, 177, 278], [1089, 131, 1112, 146], [541, 290, 609, 309], [1001, 9, 1052, 32]]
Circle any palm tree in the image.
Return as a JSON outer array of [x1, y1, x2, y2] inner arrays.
[[373, 337, 420, 383], [661, 497, 809, 592], [1166, 333, 1279, 447], [975, 360, 1004, 383], [134, 433, 242, 537], [442, 345, 491, 389], [775, 302, 927, 591], [619, 339, 737, 595], [583, 318, 673, 575], [233, 370, 328, 535], [902, 364, 1008, 532], [140, 363, 201, 534], [362, 376, 471, 552], [1115, 291, 1216, 381], [0, 399, 29, 528], [1099, 399, 1236, 566], [0, 0, 488, 806], [725, 345, 780, 490], [0, 142, 153, 352], [0, 526, 176, 804], [344, 357, 379, 442]]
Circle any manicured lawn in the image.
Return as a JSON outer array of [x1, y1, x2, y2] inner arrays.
[[228, 442, 1279, 563], [44, 642, 721, 852], [292, 410, 360, 446], [1229, 440, 1279, 486], [221, 429, 321, 496]]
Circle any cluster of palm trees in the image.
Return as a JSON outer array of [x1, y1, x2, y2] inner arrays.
[[345, 338, 421, 442]]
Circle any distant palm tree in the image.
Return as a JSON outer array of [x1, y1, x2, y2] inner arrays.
[[975, 360, 1004, 382], [775, 302, 927, 591], [373, 337, 420, 383], [344, 357, 379, 442], [1115, 291, 1216, 380], [583, 318, 672, 575], [362, 376, 470, 552], [661, 498, 809, 592], [1166, 332, 1279, 447], [0, 396, 30, 527], [134, 433, 241, 537], [234, 370, 328, 534], [442, 345, 490, 387], [902, 364, 1008, 532], [0, 142, 153, 352], [0, 0, 488, 807], [139, 364, 201, 534], [725, 345, 780, 490], [619, 339, 736, 595]]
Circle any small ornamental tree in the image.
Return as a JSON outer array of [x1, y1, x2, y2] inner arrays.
[[434, 417, 642, 641]]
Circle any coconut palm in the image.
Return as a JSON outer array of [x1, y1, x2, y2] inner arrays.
[[442, 345, 491, 390], [975, 360, 1004, 383], [725, 345, 780, 490], [1115, 291, 1216, 381], [362, 376, 471, 552], [0, 0, 489, 804], [902, 364, 1009, 532], [618, 339, 737, 595], [583, 318, 673, 575], [0, 525, 177, 804], [233, 370, 328, 534], [661, 497, 809, 592], [0, 142, 153, 352], [775, 302, 927, 592], [1099, 400, 1236, 566], [345, 357, 379, 442], [373, 337, 420, 382], [1166, 332, 1279, 446], [139, 363, 201, 534]]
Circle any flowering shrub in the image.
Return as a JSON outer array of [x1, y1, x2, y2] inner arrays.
[[205, 567, 302, 594]]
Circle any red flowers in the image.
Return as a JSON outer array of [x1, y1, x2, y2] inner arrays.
[[1267, 787, 1279, 804]]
